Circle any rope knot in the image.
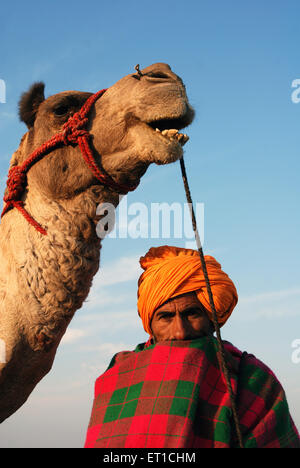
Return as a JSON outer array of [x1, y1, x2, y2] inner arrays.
[[62, 112, 90, 145], [3, 166, 27, 202]]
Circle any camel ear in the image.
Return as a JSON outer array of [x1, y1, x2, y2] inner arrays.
[[18, 82, 45, 128]]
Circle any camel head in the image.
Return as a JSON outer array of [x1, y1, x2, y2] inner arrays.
[[13, 63, 194, 204]]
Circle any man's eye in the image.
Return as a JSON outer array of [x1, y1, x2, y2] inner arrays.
[[159, 313, 173, 320], [186, 308, 201, 317], [53, 105, 69, 116]]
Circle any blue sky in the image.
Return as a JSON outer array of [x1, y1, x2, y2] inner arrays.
[[0, 0, 299, 447]]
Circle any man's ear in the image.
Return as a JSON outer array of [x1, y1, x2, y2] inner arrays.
[[18, 82, 45, 128]]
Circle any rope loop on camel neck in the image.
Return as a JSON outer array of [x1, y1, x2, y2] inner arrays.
[[1, 88, 138, 235], [3, 166, 27, 203]]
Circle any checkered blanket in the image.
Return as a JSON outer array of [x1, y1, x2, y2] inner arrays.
[[84, 337, 300, 448]]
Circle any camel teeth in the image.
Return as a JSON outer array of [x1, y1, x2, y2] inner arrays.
[[161, 129, 178, 137], [155, 127, 189, 145], [168, 129, 179, 136]]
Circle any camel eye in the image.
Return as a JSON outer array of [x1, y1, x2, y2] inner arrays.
[[53, 105, 69, 116]]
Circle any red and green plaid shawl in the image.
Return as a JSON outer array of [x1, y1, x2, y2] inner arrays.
[[84, 337, 300, 448]]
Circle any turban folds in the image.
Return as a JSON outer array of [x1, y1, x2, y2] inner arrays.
[[137, 246, 238, 335]]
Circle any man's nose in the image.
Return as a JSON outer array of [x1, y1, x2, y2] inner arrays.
[[171, 315, 189, 340]]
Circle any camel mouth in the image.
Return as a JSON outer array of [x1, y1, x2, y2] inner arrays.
[[148, 116, 189, 132], [147, 117, 189, 146]]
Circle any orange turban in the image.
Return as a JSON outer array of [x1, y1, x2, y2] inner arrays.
[[137, 246, 238, 335]]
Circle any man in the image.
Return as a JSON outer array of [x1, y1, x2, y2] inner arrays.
[[84, 246, 300, 448]]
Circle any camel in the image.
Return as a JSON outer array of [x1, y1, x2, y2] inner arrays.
[[0, 63, 194, 423]]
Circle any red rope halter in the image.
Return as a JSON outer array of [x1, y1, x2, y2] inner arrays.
[[1, 89, 138, 235]]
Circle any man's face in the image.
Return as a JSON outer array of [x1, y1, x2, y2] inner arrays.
[[150, 292, 214, 342]]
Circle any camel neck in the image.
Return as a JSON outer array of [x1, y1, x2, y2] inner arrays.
[[0, 185, 112, 352]]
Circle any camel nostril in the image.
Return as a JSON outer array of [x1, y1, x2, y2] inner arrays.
[[146, 72, 170, 79]]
